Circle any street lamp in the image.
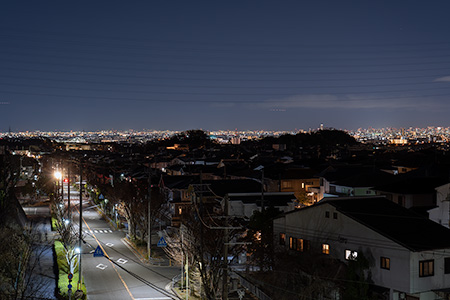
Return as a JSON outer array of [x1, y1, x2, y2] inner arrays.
[[54, 171, 62, 180]]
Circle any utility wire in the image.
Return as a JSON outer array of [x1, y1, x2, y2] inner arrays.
[[3, 67, 448, 82], [4, 58, 450, 75], [0, 74, 445, 90], [3, 82, 450, 97], [3, 90, 450, 104], [4, 48, 450, 67]]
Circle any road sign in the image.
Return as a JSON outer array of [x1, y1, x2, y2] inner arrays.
[[68, 273, 73, 280], [157, 236, 167, 247], [68, 284, 72, 290], [93, 245, 104, 257]]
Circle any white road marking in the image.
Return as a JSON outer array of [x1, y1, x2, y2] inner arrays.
[[117, 258, 128, 264], [106, 243, 114, 247], [96, 264, 107, 270]]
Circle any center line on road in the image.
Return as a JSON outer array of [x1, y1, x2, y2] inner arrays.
[[77, 206, 135, 300]]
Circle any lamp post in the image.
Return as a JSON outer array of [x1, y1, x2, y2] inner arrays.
[[54, 170, 62, 215]]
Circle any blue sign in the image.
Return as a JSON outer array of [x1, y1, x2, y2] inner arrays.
[[157, 237, 167, 247], [68, 284, 72, 290], [93, 246, 104, 257], [99, 194, 104, 200]]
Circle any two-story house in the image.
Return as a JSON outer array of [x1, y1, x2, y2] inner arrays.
[[273, 196, 450, 300]]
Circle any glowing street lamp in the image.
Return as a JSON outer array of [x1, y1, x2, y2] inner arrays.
[[54, 171, 62, 180]]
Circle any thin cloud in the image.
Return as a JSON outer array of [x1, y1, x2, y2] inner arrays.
[[260, 94, 446, 110], [434, 76, 450, 82]]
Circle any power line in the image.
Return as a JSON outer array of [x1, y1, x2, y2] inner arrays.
[[4, 48, 450, 67], [2, 67, 448, 83], [1, 74, 443, 89], [4, 58, 450, 75], [3, 90, 450, 104], [4, 82, 450, 97], [3, 28, 450, 51]]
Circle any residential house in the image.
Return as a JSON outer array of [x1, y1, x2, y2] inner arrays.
[[273, 197, 450, 300], [226, 192, 297, 218]]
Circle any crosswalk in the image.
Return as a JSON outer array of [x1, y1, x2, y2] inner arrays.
[[84, 229, 113, 234]]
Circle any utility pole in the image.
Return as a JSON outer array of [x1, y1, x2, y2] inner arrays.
[[147, 165, 152, 260], [261, 167, 265, 211], [222, 195, 229, 300], [61, 163, 64, 213], [68, 165, 71, 221], [78, 161, 83, 290]]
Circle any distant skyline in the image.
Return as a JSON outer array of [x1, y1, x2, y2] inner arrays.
[[2, 1, 450, 131]]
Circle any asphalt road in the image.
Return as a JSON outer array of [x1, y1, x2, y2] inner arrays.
[[64, 188, 180, 300]]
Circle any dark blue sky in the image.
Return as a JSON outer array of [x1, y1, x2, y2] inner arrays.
[[2, 1, 450, 131]]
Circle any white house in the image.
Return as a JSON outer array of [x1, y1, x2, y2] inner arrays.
[[273, 196, 450, 300], [428, 183, 450, 228]]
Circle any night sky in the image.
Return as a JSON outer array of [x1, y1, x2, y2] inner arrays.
[[2, 1, 450, 132]]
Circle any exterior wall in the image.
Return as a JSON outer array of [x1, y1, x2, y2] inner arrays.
[[228, 201, 258, 218], [429, 183, 450, 228], [273, 203, 412, 293], [409, 250, 450, 295], [354, 187, 376, 196]]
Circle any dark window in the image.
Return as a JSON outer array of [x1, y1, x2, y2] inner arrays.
[[333, 212, 338, 219], [419, 260, 434, 277], [304, 240, 311, 251], [325, 211, 330, 218], [279, 233, 286, 245], [445, 257, 450, 274], [381, 257, 390, 270]]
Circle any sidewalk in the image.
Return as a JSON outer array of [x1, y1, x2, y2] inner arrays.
[[23, 201, 57, 299]]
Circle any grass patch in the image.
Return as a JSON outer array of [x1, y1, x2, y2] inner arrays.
[[51, 216, 59, 231], [54, 240, 87, 299]]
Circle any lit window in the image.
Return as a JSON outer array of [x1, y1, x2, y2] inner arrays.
[[419, 260, 434, 277], [297, 238, 303, 252], [289, 237, 297, 250], [282, 181, 292, 188], [381, 257, 390, 270], [345, 250, 358, 261], [279, 233, 286, 245], [302, 182, 305, 189], [178, 207, 182, 215], [322, 244, 330, 255]]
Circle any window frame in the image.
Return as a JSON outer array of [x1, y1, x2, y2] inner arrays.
[[445, 257, 450, 274], [279, 233, 286, 246], [345, 249, 358, 261], [380, 257, 390, 270], [419, 259, 434, 277]]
